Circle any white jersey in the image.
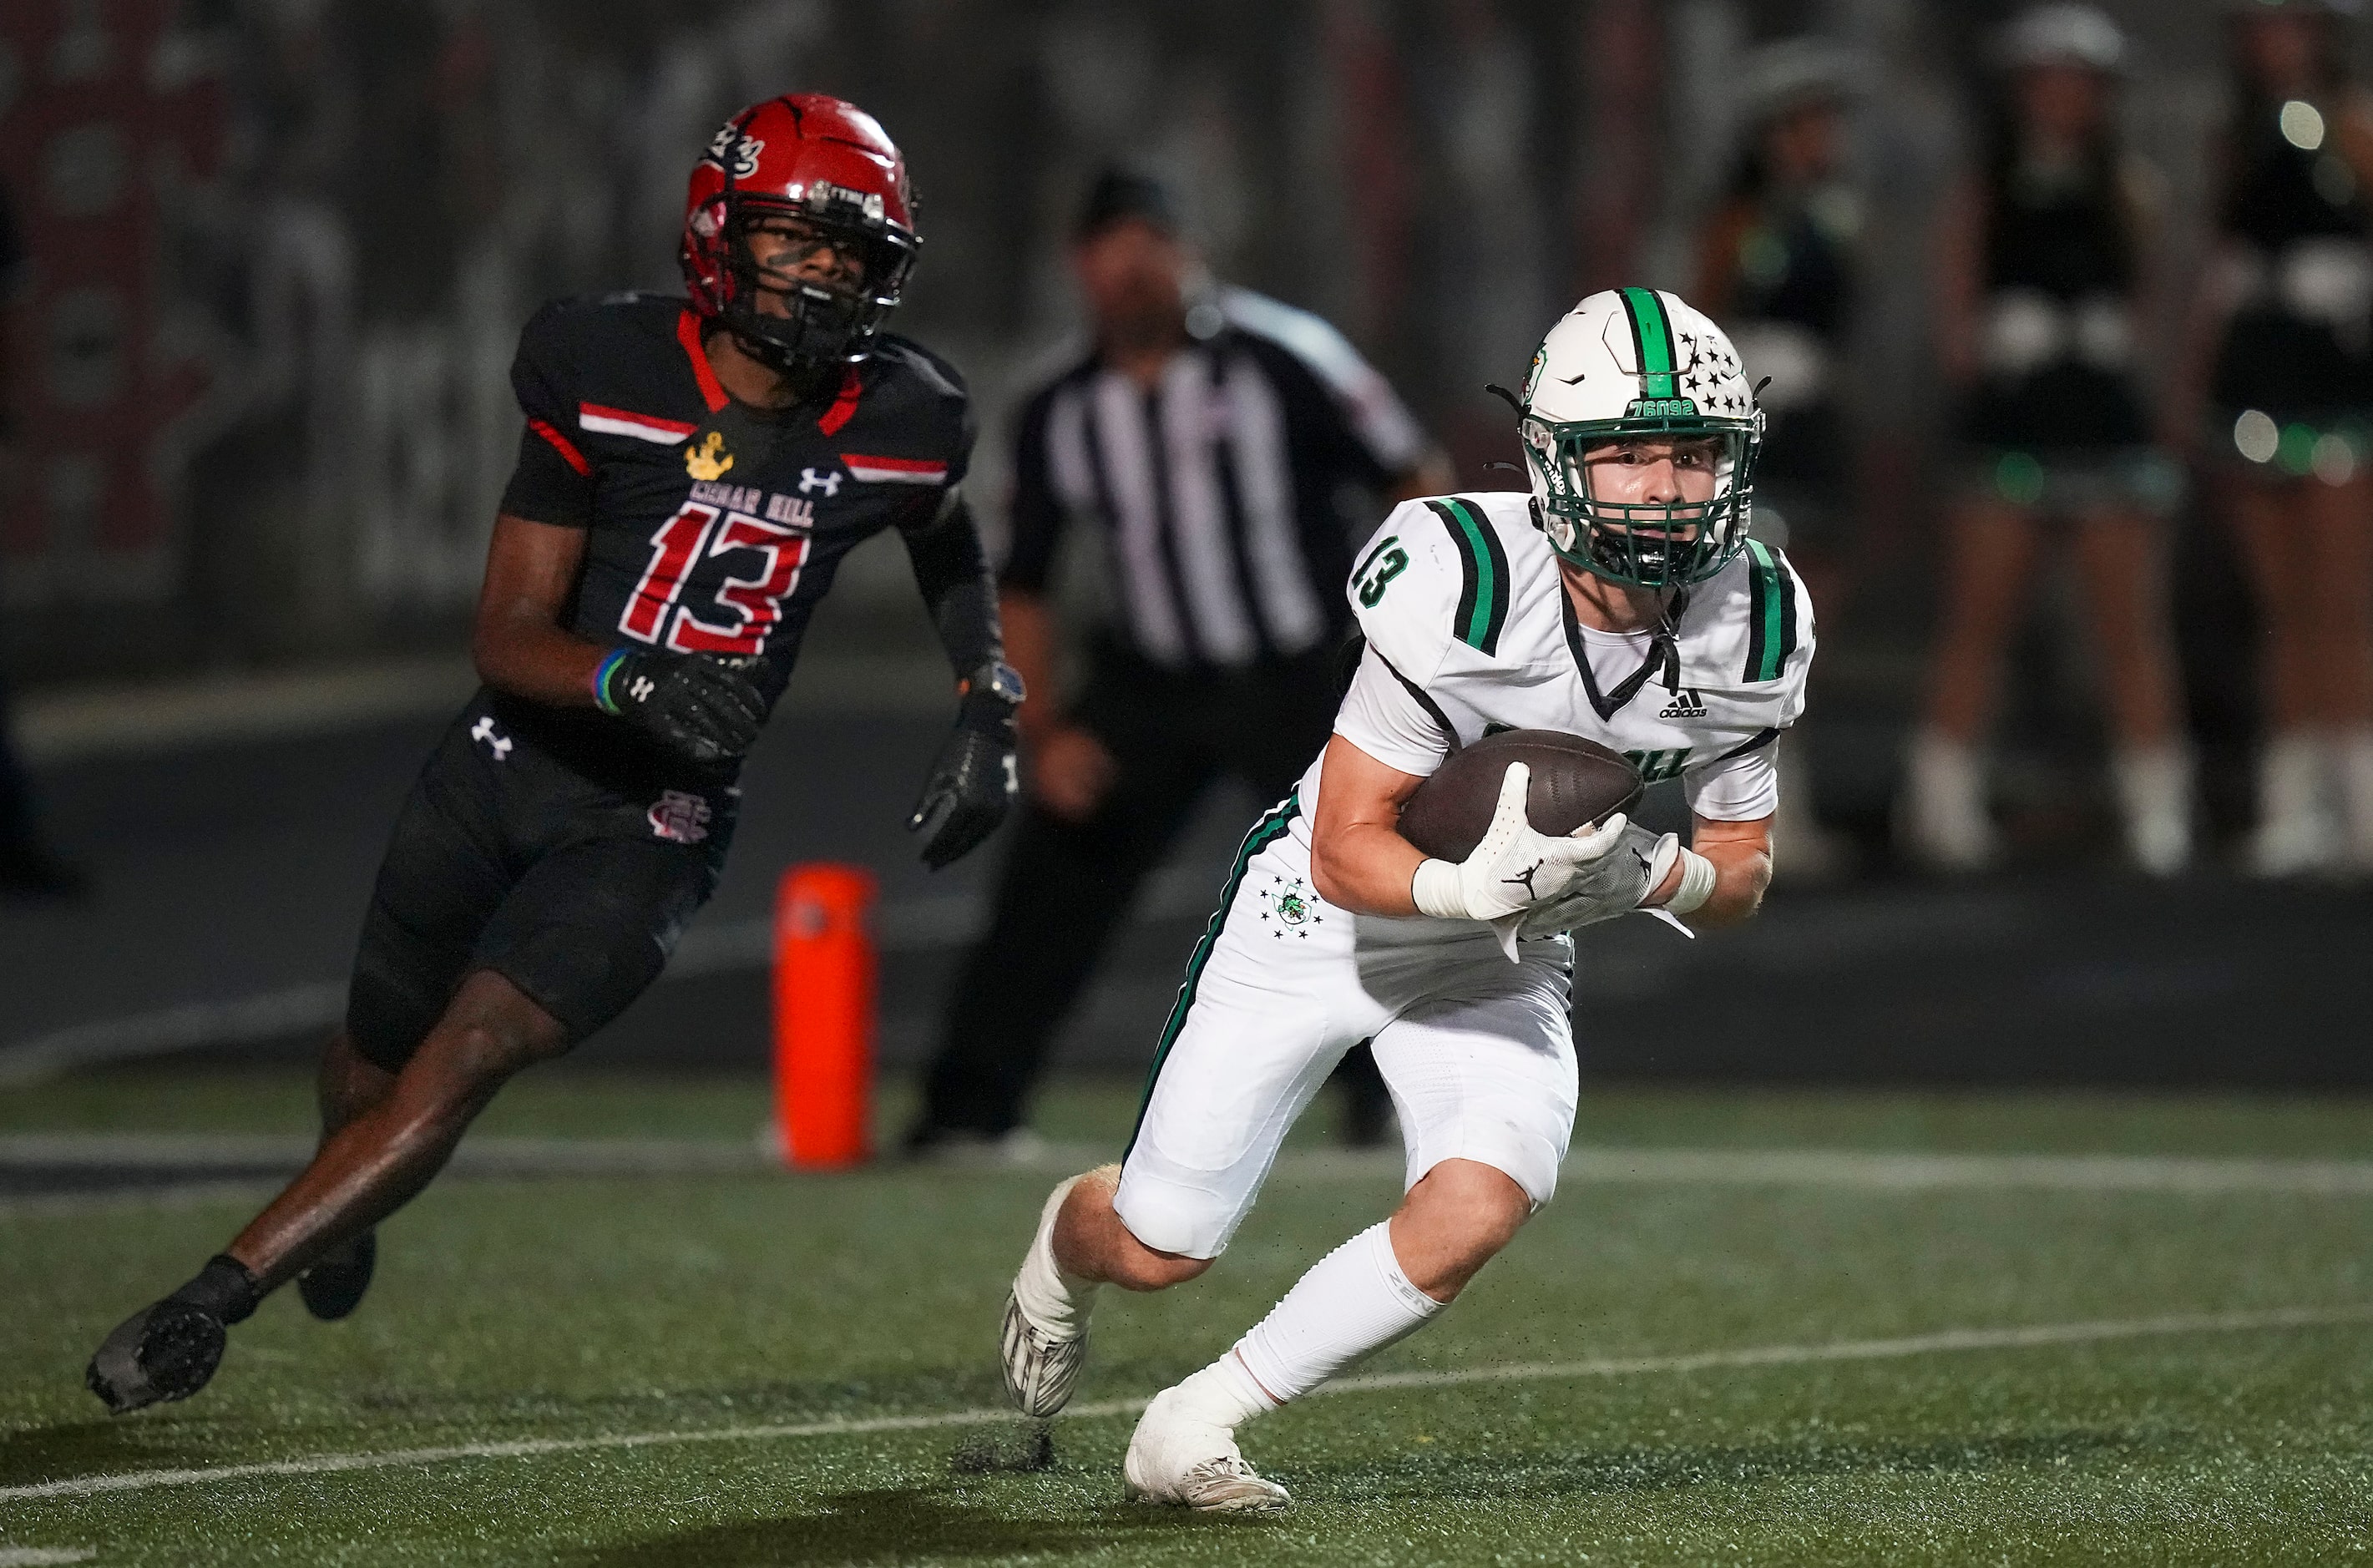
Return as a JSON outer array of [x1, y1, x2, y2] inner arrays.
[[1294, 489, 1815, 842], [1115, 490, 1814, 1261]]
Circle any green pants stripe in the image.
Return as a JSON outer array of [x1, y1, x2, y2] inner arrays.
[[1124, 793, 1302, 1157]]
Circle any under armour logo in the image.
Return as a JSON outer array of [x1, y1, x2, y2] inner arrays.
[[469, 716, 513, 761], [625, 675, 655, 704], [798, 467, 843, 496]]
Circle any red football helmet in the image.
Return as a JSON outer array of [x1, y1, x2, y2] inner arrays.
[[680, 94, 919, 371]]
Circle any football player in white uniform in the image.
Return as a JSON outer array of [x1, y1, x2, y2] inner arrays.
[[995, 287, 1814, 1510]]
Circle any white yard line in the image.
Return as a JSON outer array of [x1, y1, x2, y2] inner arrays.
[[1556, 1146, 2373, 1196], [2, 1305, 2364, 1505], [0, 1550, 98, 1565], [11, 1139, 2373, 1222]]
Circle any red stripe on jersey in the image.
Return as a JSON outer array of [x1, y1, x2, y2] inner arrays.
[[676, 309, 730, 412], [578, 403, 698, 443], [817, 366, 863, 435], [528, 417, 591, 476], [840, 454, 949, 484]]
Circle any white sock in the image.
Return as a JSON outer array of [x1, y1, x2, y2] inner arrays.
[[1166, 1352, 1278, 1431], [1013, 1175, 1100, 1337], [2110, 743, 2193, 877], [2330, 726, 2373, 867], [1900, 729, 1994, 869], [2250, 729, 2335, 874], [1228, 1222, 1445, 1410]]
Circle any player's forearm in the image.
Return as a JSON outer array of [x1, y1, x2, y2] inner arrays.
[[1651, 837, 1768, 928], [1309, 822, 1424, 917], [902, 492, 1004, 680], [472, 614, 609, 708], [472, 513, 608, 709]]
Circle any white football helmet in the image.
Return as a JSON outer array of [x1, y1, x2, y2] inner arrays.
[[1515, 287, 1763, 589]]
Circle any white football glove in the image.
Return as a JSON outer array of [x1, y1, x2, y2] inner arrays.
[[1500, 822, 1679, 941], [1409, 762, 1632, 932], [1500, 825, 1722, 949]]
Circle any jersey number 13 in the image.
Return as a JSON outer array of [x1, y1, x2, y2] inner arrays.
[[621, 500, 811, 656]]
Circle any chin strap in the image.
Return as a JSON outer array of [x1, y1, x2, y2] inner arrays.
[[1652, 589, 1689, 694], [1564, 587, 1691, 721]]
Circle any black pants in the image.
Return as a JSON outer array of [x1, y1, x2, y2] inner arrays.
[[919, 647, 1387, 1138], [347, 693, 736, 1070]]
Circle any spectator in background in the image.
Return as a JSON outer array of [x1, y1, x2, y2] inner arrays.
[[2178, 0, 2373, 878], [0, 180, 85, 900], [1694, 38, 1864, 881], [1900, 5, 2191, 876], [906, 170, 1452, 1156]]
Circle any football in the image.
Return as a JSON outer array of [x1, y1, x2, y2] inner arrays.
[[1395, 730, 1642, 862]]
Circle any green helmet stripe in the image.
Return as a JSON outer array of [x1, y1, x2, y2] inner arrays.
[[1425, 498, 1510, 655], [1619, 286, 1679, 400]]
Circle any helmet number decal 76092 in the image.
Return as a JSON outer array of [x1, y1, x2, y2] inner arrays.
[[620, 500, 812, 657]]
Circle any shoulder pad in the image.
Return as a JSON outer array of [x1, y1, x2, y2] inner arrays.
[[856, 336, 977, 471], [521, 291, 684, 354], [1693, 539, 1816, 707], [874, 333, 970, 404], [1735, 539, 1813, 687], [1349, 493, 1523, 678], [514, 291, 697, 424]]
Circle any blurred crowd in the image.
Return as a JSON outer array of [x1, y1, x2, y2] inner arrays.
[[1703, 1, 2373, 884], [2, 0, 2372, 889]]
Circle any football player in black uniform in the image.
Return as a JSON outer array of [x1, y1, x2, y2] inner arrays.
[[86, 95, 1022, 1414]]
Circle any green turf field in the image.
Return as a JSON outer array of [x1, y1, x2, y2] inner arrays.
[[3, 1070, 2371, 1565]]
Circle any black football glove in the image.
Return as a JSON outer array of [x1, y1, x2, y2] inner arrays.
[[595, 648, 767, 767], [907, 687, 1019, 869]]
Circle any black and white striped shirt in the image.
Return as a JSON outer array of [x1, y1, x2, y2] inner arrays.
[[1000, 288, 1425, 670]]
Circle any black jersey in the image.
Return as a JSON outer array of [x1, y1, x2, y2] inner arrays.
[[494, 291, 974, 781], [2212, 100, 2373, 420], [1728, 190, 1854, 341], [1961, 154, 2149, 452], [1722, 185, 1856, 493]]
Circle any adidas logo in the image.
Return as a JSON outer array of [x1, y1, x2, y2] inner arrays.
[[1657, 687, 1708, 720]]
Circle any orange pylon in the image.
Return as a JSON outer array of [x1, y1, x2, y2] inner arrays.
[[772, 862, 878, 1169]]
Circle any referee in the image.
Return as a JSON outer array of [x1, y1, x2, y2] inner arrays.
[[907, 169, 1450, 1153]]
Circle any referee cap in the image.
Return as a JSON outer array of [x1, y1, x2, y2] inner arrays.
[[1075, 167, 1181, 241]]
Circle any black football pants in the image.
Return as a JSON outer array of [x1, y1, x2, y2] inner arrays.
[[919, 647, 1388, 1139]]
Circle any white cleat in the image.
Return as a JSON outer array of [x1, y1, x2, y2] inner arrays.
[[999, 1291, 1089, 1418], [999, 1175, 1093, 1417], [1122, 1386, 1293, 1513]]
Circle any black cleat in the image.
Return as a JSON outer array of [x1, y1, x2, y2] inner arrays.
[[86, 1299, 226, 1415], [297, 1231, 376, 1322]]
